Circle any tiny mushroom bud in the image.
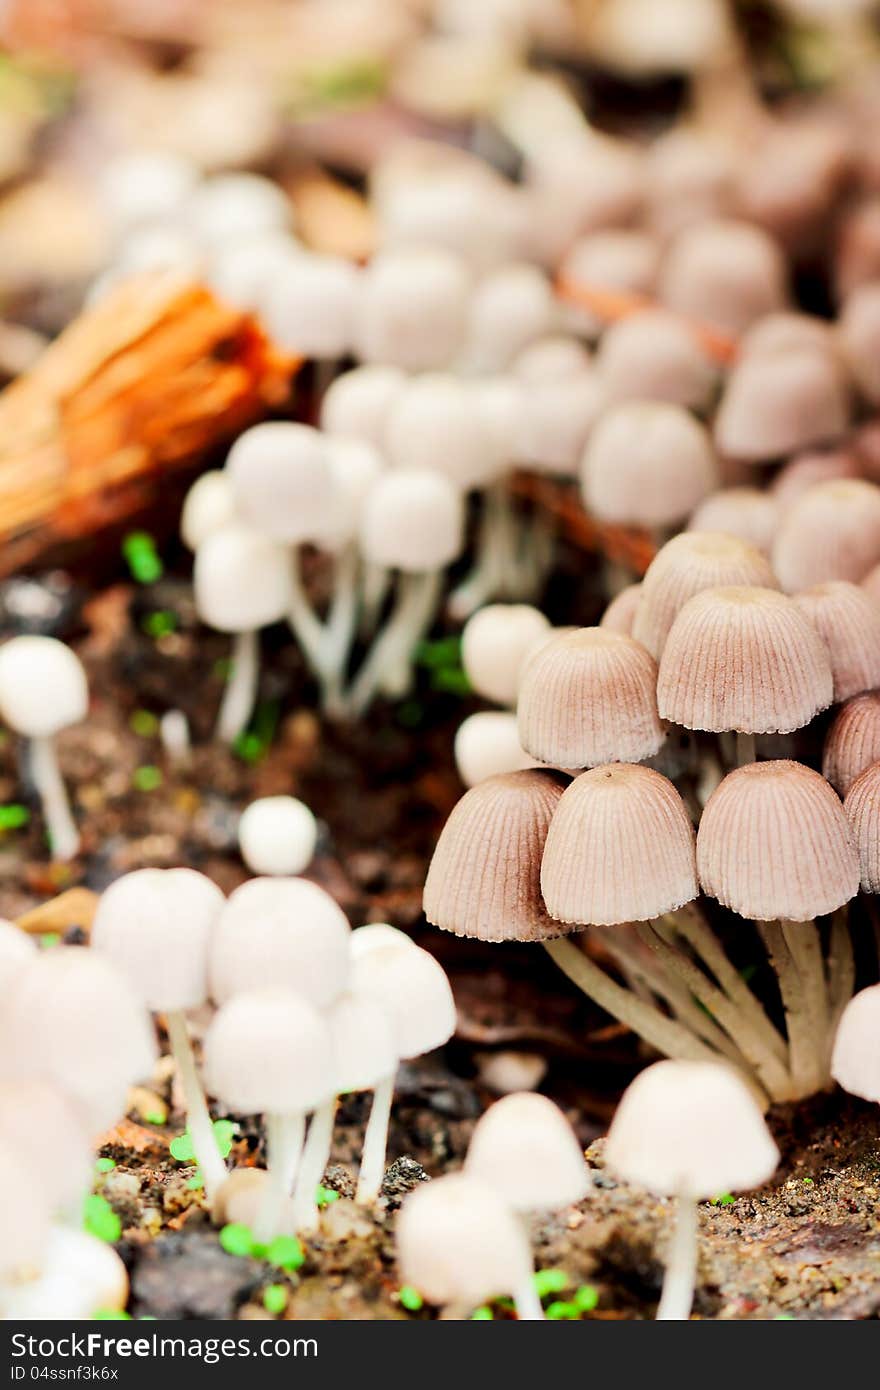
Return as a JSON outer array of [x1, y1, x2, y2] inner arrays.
[[237, 796, 318, 877], [465, 1092, 588, 1212], [657, 587, 833, 735], [659, 219, 788, 339], [714, 347, 849, 462], [180, 471, 238, 552], [203, 988, 334, 1241], [792, 581, 880, 703], [397, 1172, 543, 1320], [600, 583, 642, 636], [823, 693, 880, 794], [843, 762, 880, 892], [604, 1060, 778, 1319], [771, 479, 880, 591], [320, 364, 406, 449], [580, 401, 718, 529], [92, 867, 228, 1201], [454, 711, 534, 787], [633, 531, 778, 660], [594, 310, 717, 411], [262, 252, 360, 360], [0, 636, 88, 861], [355, 246, 469, 371], [687, 487, 777, 555], [518, 628, 663, 769], [461, 603, 551, 707], [831, 984, 880, 1102]]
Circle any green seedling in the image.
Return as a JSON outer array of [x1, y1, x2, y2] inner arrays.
[[398, 1285, 423, 1312], [218, 1224, 304, 1272], [471, 1306, 493, 1320], [233, 700, 280, 765], [546, 1301, 581, 1320], [533, 1268, 569, 1299], [0, 803, 29, 830], [142, 610, 178, 639], [132, 765, 162, 792], [39, 933, 61, 949], [129, 709, 159, 737], [710, 1192, 736, 1206], [263, 1285, 287, 1316], [316, 1185, 339, 1208], [93, 1310, 131, 1321], [573, 1285, 599, 1313], [95, 1158, 116, 1175], [83, 1194, 121, 1244], [123, 532, 163, 585]]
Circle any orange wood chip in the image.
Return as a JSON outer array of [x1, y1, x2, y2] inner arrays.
[[15, 886, 99, 936]]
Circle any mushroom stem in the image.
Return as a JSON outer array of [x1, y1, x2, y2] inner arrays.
[[216, 629, 259, 744], [757, 923, 823, 1097], [360, 561, 391, 638], [346, 571, 443, 718], [318, 545, 360, 709], [448, 484, 514, 620], [165, 1011, 228, 1204], [254, 1112, 306, 1244], [512, 1270, 545, 1322], [355, 1072, 395, 1205], [288, 549, 330, 673], [291, 1098, 337, 1235], [542, 938, 727, 1065], [656, 1194, 699, 1321], [735, 731, 757, 767], [29, 734, 79, 860], [826, 909, 855, 1037], [780, 919, 831, 1081]]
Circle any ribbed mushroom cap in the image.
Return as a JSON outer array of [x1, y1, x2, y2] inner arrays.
[[181, 471, 238, 552], [772, 479, 880, 591], [359, 469, 464, 573], [658, 587, 833, 734], [823, 693, 880, 794], [580, 400, 718, 528], [714, 348, 849, 462], [349, 942, 455, 1059], [541, 764, 697, 926], [454, 711, 534, 788], [194, 523, 291, 634], [397, 1172, 533, 1309], [659, 219, 787, 338], [325, 990, 398, 1094], [831, 984, 880, 1102], [461, 603, 551, 706], [792, 581, 880, 702], [226, 422, 337, 545], [698, 760, 859, 919], [320, 364, 406, 448], [604, 1060, 779, 1199], [770, 449, 862, 509], [92, 867, 225, 1013], [593, 310, 716, 410], [600, 583, 642, 636], [210, 876, 350, 1007], [423, 770, 567, 943], [0, 1079, 91, 1212], [843, 761, 880, 892], [633, 531, 778, 660], [0, 1138, 50, 1280], [688, 487, 778, 555], [463, 262, 556, 372], [559, 230, 659, 337], [465, 1092, 589, 1212], [518, 628, 663, 768], [0, 919, 35, 1002], [840, 283, 880, 404], [203, 988, 335, 1115], [354, 246, 469, 371], [0, 949, 157, 1132], [0, 636, 88, 739], [262, 252, 359, 359]]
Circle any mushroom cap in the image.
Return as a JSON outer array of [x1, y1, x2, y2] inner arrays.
[[92, 867, 225, 1012], [600, 583, 642, 636], [386, 373, 499, 490], [461, 603, 551, 706], [843, 761, 880, 892], [349, 923, 414, 958], [1, 1225, 129, 1318], [237, 796, 318, 878], [863, 561, 880, 604], [831, 984, 880, 1102], [325, 990, 398, 1094], [593, 309, 716, 410], [645, 127, 738, 239], [454, 711, 534, 787], [225, 422, 337, 544], [0, 1138, 50, 1281], [0, 919, 36, 1003], [840, 283, 880, 404], [0, 1078, 92, 1213], [207, 232, 298, 312], [772, 479, 880, 591], [0, 948, 157, 1132], [354, 246, 469, 371], [262, 252, 360, 359], [320, 437, 386, 552], [100, 150, 197, 234], [463, 262, 556, 372], [587, 0, 732, 75], [203, 988, 334, 1114], [633, 530, 778, 660], [541, 764, 698, 925], [349, 942, 455, 1059], [771, 450, 862, 510], [180, 470, 238, 552], [823, 693, 880, 794], [396, 1172, 533, 1308], [687, 487, 778, 555], [698, 760, 859, 920], [0, 636, 88, 738], [320, 364, 407, 448], [194, 523, 291, 633], [210, 876, 350, 1008], [740, 311, 837, 359], [659, 218, 787, 338], [465, 1092, 589, 1212], [792, 581, 880, 702], [514, 369, 605, 477], [423, 769, 571, 943], [604, 1060, 779, 1199], [185, 173, 291, 245], [657, 586, 833, 734], [512, 335, 590, 382], [471, 374, 521, 474], [359, 469, 464, 572], [559, 230, 659, 337], [580, 400, 718, 528], [714, 347, 849, 461], [518, 628, 663, 768]]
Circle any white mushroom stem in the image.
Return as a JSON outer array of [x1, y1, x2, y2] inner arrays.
[[735, 731, 757, 767], [216, 629, 259, 744], [656, 1194, 699, 1322], [165, 1011, 228, 1204], [291, 1099, 336, 1235], [780, 919, 831, 1075], [449, 484, 516, 620], [354, 1073, 395, 1205], [346, 571, 443, 718], [360, 562, 391, 638], [29, 734, 79, 861], [377, 570, 445, 700], [318, 545, 360, 711], [512, 1270, 545, 1322], [757, 923, 824, 1097], [288, 549, 330, 673], [827, 909, 856, 1035], [254, 1112, 306, 1244]]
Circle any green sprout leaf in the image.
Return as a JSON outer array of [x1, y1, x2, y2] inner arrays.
[[83, 1194, 121, 1243], [263, 1284, 287, 1316], [122, 531, 163, 585], [266, 1235, 304, 1272], [186, 1173, 204, 1191], [142, 610, 178, 639], [398, 1285, 423, 1312], [546, 1300, 581, 1320], [316, 1185, 339, 1208], [573, 1284, 599, 1313], [710, 1192, 736, 1206], [169, 1132, 195, 1162], [470, 1306, 493, 1320], [211, 1120, 236, 1157], [95, 1157, 116, 1175], [129, 709, 159, 737], [219, 1223, 253, 1258], [132, 765, 162, 793], [233, 701, 279, 766], [39, 932, 61, 949], [533, 1268, 569, 1299], [0, 803, 29, 830], [93, 1310, 131, 1320]]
